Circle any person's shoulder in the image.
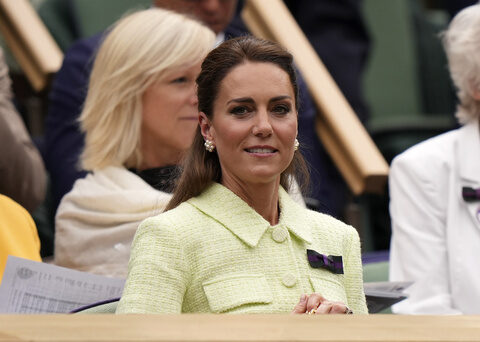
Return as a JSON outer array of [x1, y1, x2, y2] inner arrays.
[[0, 195, 30, 219], [58, 166, 171, 215], [389, 128, 464, 193], [64, 32, 105, 57], [53, 32, 106, 89], [56, 167, 122, 211], [392, 128, 459, 168], [58, 32, 106, 76], [138, 201, 198, 230], [280, 188, 355, 238], [295, 207, 358, 244], [311, 210, 356, 234]]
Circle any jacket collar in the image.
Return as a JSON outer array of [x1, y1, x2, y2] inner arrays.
[[188, 182, 312, 247], [458, 121, 480, 184]]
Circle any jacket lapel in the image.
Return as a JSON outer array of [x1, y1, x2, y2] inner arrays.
[[277, 187, 312, 244], [188, 183, 313, 247], [188, 183, 270, 247]]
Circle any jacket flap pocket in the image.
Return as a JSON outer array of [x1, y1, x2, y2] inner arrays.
[[309, 275, 347, 304], [203, 274, 273, 313]]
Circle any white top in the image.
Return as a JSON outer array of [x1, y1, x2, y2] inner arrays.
[[54, 166, 171, 277], [389, 120, 480, 314]]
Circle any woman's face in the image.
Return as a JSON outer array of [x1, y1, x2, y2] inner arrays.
[[201, 61, 298, 187], [141, 61, 202, 166]]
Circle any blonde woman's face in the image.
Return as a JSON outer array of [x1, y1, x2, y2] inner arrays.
[[141, 61, 202, 166]]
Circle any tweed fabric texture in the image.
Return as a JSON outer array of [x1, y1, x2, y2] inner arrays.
[[117, 182, 367, 314]]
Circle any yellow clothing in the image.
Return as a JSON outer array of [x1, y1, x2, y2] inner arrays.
[[0, 195, 41, 282], [117, 183, 367, 314]]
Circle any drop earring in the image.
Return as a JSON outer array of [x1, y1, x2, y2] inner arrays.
[[294, 138, 299, 151], [204, 139, 215, 152]]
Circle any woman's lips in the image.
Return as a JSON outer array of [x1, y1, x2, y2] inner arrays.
[[245, 146, 278, 154]]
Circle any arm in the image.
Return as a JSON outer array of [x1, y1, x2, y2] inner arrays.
[[389, 152, 461, 314], [0, 48, 46, 212], [116, 215, 189, 314], [344, 226, 369, 314], [44, 34, 103, 210]]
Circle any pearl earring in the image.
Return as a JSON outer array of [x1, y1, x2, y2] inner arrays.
[[294, 138, 299, 151], [204, 139, 215, 152]]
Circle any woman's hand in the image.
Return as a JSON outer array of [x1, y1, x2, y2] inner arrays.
[[292, 293, 353, 314]]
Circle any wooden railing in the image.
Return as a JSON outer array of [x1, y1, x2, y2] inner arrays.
[[0, 0, 389, 194], [1, 314, 480, 341], [0, 0, 62, 92], [242, 0, 389, 195]]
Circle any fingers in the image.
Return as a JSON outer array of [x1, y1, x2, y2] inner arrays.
[[306, 293, 326, 312], [329, 302, 350, 314], [291, 294, 309, 314], [307, 296, 352, 315], [314, 300, 334, 314], [292, 293, 353, 315]]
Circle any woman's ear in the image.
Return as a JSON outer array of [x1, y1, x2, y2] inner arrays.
[[199, 112, 214, 141]]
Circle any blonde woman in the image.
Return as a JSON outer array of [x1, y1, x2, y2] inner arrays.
[[54, 8, 215, 277]]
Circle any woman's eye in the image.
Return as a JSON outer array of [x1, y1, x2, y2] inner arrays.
[[230, 106, 250, 115], [171, 77, 187, 84], [272, 105, 290, 114]]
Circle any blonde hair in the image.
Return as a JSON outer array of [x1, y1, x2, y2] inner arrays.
[[80, 8, 215, 171], [442, 4, 480, 124]]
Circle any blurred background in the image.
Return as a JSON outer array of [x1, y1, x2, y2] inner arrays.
[[0, 0, 469, 256]]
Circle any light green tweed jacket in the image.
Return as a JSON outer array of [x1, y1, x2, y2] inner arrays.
[[116, 183, 368, 314]]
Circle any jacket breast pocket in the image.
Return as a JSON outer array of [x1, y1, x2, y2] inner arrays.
[[309, 275, 347, 304], [202, 274, 273, 313]]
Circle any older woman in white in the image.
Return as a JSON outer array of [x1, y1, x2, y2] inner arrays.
[[54, 9, 215, 277], [389, 4, 480, 314]]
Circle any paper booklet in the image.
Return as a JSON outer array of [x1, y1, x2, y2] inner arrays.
[[1, 256, 409, 314], [0, 256, 125, 314], [364, 281, 412, 313]]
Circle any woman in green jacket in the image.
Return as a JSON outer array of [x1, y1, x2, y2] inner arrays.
[[117, 36, 368, 315]]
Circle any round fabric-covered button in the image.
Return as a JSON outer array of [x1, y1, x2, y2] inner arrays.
[[272, 226, 288, 243], [282, 273, 297, 288]]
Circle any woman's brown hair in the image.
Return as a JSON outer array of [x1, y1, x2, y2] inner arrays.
[[167, 35, 309, 210]]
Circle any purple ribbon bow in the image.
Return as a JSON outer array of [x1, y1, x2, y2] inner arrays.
[[462, 187, 480, 202], [307, 249, 344, 274]]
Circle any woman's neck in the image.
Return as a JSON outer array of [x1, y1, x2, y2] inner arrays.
[[221, 176, 280, 226], [140, 142, 182, 170]]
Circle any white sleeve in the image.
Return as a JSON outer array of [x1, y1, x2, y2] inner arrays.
[[389, 151, 461, 314]]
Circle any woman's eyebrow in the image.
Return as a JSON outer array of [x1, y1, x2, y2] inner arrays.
[[227, 97, 254, 105], [270, 95, 292, 102], [227, 95, 293, 105]]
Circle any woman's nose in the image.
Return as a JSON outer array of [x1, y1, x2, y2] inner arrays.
[[252, 110, 273, 137], [191, 94, 198, 106], [189, 86, 198, 106]]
